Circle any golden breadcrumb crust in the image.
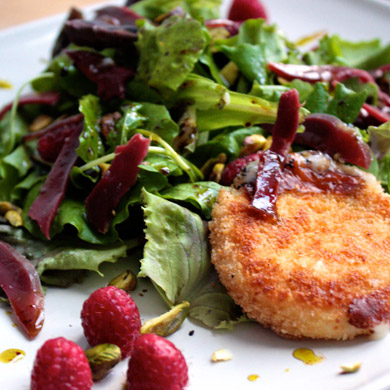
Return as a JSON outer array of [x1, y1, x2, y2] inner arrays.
[[210, 172, 390, 340]]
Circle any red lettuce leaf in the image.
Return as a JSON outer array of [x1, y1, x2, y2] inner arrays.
[[52, 7, 83, 58], [66, 50, 134, 101], [0, 92, 60, 122], [64, 19, 137, 51], [297, 113, 372, 169], [251, 89, 300, 217], [23, 114, 84, 162], [95, 6, 142, 25], [205, 19, 240, 36], [85, 133, 150, 234], [0, 241, 44, 339], [28, 122, 83, 239]]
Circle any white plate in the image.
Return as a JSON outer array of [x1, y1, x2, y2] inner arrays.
[[1, 1, 390, 389]]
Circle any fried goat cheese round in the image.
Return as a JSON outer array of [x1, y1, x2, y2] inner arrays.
[[209, 151, 390, 340]]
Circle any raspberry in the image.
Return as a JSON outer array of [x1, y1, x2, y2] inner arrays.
[[126, 334, 189, 390], [81, 286, 141, 358], [31, 337, 92, 390], [228, 0, 268, 22]]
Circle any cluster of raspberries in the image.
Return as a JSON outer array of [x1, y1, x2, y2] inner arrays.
[[30, 286, 188, 390]]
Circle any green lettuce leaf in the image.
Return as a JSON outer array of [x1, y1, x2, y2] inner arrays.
[[136, 15, 207, 94], [368, 121, 390, 159], [0, 222, 138, 287], [161, 181, 223, 219], [189, 278, 247, 329], [131, 0, 222, 21], [249, 83, 289, 102], [140, 191, 245, 328], [172, 74, 283, 131], [140, 190, 210, 305], [37, 239, 137, 286]]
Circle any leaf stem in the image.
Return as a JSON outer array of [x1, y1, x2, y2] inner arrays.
[[78, 146, 165, 172], [8, 73, 55, 154], [138, 129, 203, 182]]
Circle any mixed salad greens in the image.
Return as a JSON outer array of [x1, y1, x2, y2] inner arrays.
[[1, 0, 390, 338]]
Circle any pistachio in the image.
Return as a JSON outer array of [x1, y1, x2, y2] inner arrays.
[[98, 163, 111, 176], [29, 115, 53, 132], [208, 27, 230, 45], [263, 135, 273, 151], [141, 301, 190, 337], [200, 153, 226, 177], [209, 163, 225, 183], [0, 201, 20, 215], [221, 61, 239, 87], [5, 211, 23, 227], [108, 269, 137, 292], [340, 362, 362, 374], [240, 134, 267, 156], [85, 343, 121, 381], [211, 348, 233, 362]]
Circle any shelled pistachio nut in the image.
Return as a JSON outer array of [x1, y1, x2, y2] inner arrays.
[[108, 269, 137, 292], [85, 343, 121, 381], [141, 301, 190, 337]]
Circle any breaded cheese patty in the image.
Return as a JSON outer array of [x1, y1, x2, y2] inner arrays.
[[210, 152, 390, 340]]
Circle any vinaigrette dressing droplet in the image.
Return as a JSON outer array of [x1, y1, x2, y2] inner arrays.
[[292, 348, 324, 365], [0, 349, 25, 363]]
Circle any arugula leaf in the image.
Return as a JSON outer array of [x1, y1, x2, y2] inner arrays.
[[0, 112, 29, 158], [161, 181, 223, 219], [355, 43, 390, 70], [139, 103, 179, 144], [10, 171, 43, 203], [106, 104, 145, 150], [77, 94, 104, 162], [32, 52, 96, 97], [0, 145, 32, 201], [218, 19, 289, 85], [327, 83, 367, 124], [190, 126, 264, 166], [342, 78, 379, 105], [23, 182, 118, 244], [289, 80, 366, 123], [140, 190, 210, 306], [303, 82, 329, 113], [304, 35, 381, 67], [136, 15, 207, 94], [131, 0, 222, 21]]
